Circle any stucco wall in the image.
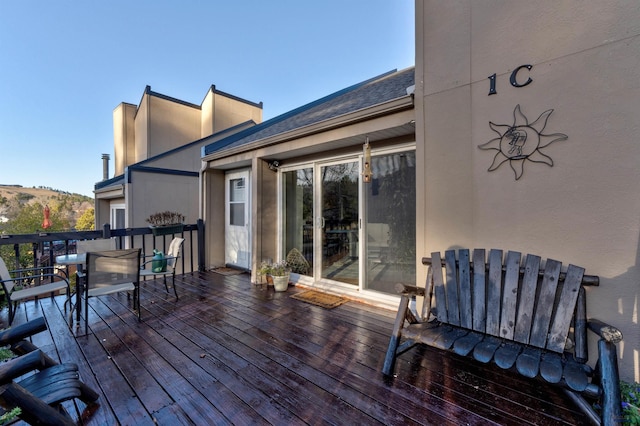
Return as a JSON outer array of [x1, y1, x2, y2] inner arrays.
[[134, 95, 149, 164], [201, 88, 215, 139], [203, 169, 226, 268], [416, 0, 640, 381], [113, 103, 136, 176], [128, 172, 198, 229], [212, 92, 262, 133], [147, 95, 201, 158]]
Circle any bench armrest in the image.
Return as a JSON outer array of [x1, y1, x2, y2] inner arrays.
[[0, 351, 47, 384], [0, 382, 76, 426], [587, 318, 623, 343], [394, 283, 426, 297], [0, 317, 47, 347]]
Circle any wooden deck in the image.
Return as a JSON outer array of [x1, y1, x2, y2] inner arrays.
[[2, 271, 589, 425]]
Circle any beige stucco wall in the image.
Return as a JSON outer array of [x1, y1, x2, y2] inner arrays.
[[203, 168, 226, 268], [201, 87, 263, 138], [416, 0, 640, 381], [201, 88, 215, 138], [127, 172, 198, 229], [134, 95, 149, 165], [212, 92, 262, 133], [141, 143, 203, 172], [113, 103, 136, 176], [146, 95, 201, 159]]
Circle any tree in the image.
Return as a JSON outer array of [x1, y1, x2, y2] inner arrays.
[[0, 202, 70, 269], [76, 208, 95, 230]]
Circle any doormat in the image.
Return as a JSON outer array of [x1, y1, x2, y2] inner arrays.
[[211, 267, 244, 276], [290, 291, 348, 309]]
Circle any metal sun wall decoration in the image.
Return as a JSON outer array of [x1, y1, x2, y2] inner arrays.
[[478, 104, 568, 180]]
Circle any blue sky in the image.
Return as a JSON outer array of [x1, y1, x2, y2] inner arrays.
[[0, 1, 414, 197]]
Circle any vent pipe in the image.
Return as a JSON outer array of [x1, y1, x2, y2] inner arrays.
[[101, 154, 110, 181]]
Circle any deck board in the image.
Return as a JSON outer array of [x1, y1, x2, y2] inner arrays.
[[2, 271, 589, 425]]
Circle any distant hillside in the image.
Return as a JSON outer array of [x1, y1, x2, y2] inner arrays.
[[0, 184, 93, 203], [0, 184, 94, 228]]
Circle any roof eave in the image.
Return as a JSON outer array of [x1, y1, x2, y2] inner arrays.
[[94, 183, 125, 199], [202, 94, 414, 163]]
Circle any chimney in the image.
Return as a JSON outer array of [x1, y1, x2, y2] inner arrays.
[[101, 154, 110, 181]]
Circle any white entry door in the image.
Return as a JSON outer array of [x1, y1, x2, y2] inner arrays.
[[225, 170, 251, 269]]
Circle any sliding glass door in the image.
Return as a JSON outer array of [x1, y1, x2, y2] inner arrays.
[[281, 148, 415, 295], [282, 168, 314, 275], [363, 151, 416, 293], [320, 161, 359, 285]]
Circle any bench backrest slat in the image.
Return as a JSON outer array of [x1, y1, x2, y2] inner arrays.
[[472, 249, 487, 332], [432, 252, 448, 323], [514, 254, 541, 344], [529, 259, 562, 348], [500, 251, 521, 340], [547, 264, 584, 352], [486, 249, 503, 336], [428, 249, 587, 354], [444, 250, 461, 326], [457, 249, 472, 329]]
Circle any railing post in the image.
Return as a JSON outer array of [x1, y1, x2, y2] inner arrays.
[[197, 219, 205, 272], [13, 243, 20, 270], [103, 224, 111, 238]]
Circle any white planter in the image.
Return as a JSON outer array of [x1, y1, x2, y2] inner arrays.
[[271, 274, 290, 292]]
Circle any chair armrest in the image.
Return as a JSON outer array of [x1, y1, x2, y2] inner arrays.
[[0, 273, 69, 286], [0, 351, 47, 384], [394, 283, 426, 297], [0, 318, 47, 347], [4, 265, 54, 275], [587, 318, 623, 343]]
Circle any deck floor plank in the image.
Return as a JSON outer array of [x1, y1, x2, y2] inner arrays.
[[2, 271, 589, 425]]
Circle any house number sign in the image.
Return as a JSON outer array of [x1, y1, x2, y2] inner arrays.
[[488, 64, 533, 95], [479, 64, 569, 180]]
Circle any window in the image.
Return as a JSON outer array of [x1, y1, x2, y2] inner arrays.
[[110, 204, 125, 229], [229, 178, 245, 226]]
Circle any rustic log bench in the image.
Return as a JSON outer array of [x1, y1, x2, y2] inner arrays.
[[383, 249, 623, 426], [0, 317, 99, 424]]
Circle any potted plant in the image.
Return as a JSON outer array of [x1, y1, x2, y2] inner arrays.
[[146, 211, 185, 236], [258, 260, 290, 291]]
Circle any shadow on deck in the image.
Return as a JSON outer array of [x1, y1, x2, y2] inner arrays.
[[2, 271, 588, 425]]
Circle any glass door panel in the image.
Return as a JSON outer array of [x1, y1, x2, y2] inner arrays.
[[364, 151, 416, 294], [282, 168, 313, 275], [320, 161, 359, 285]]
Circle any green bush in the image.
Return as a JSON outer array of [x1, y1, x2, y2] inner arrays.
[[621, 380, 640, 425]]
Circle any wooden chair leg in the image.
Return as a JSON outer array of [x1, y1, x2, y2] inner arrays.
[[598, 339, 622, 426], [383, 295, 410, 376]]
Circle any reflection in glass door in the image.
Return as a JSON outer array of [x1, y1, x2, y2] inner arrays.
[[320, 162, 359, 285], [282, 168, 314, 275], [363, 151, 416, 294]]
